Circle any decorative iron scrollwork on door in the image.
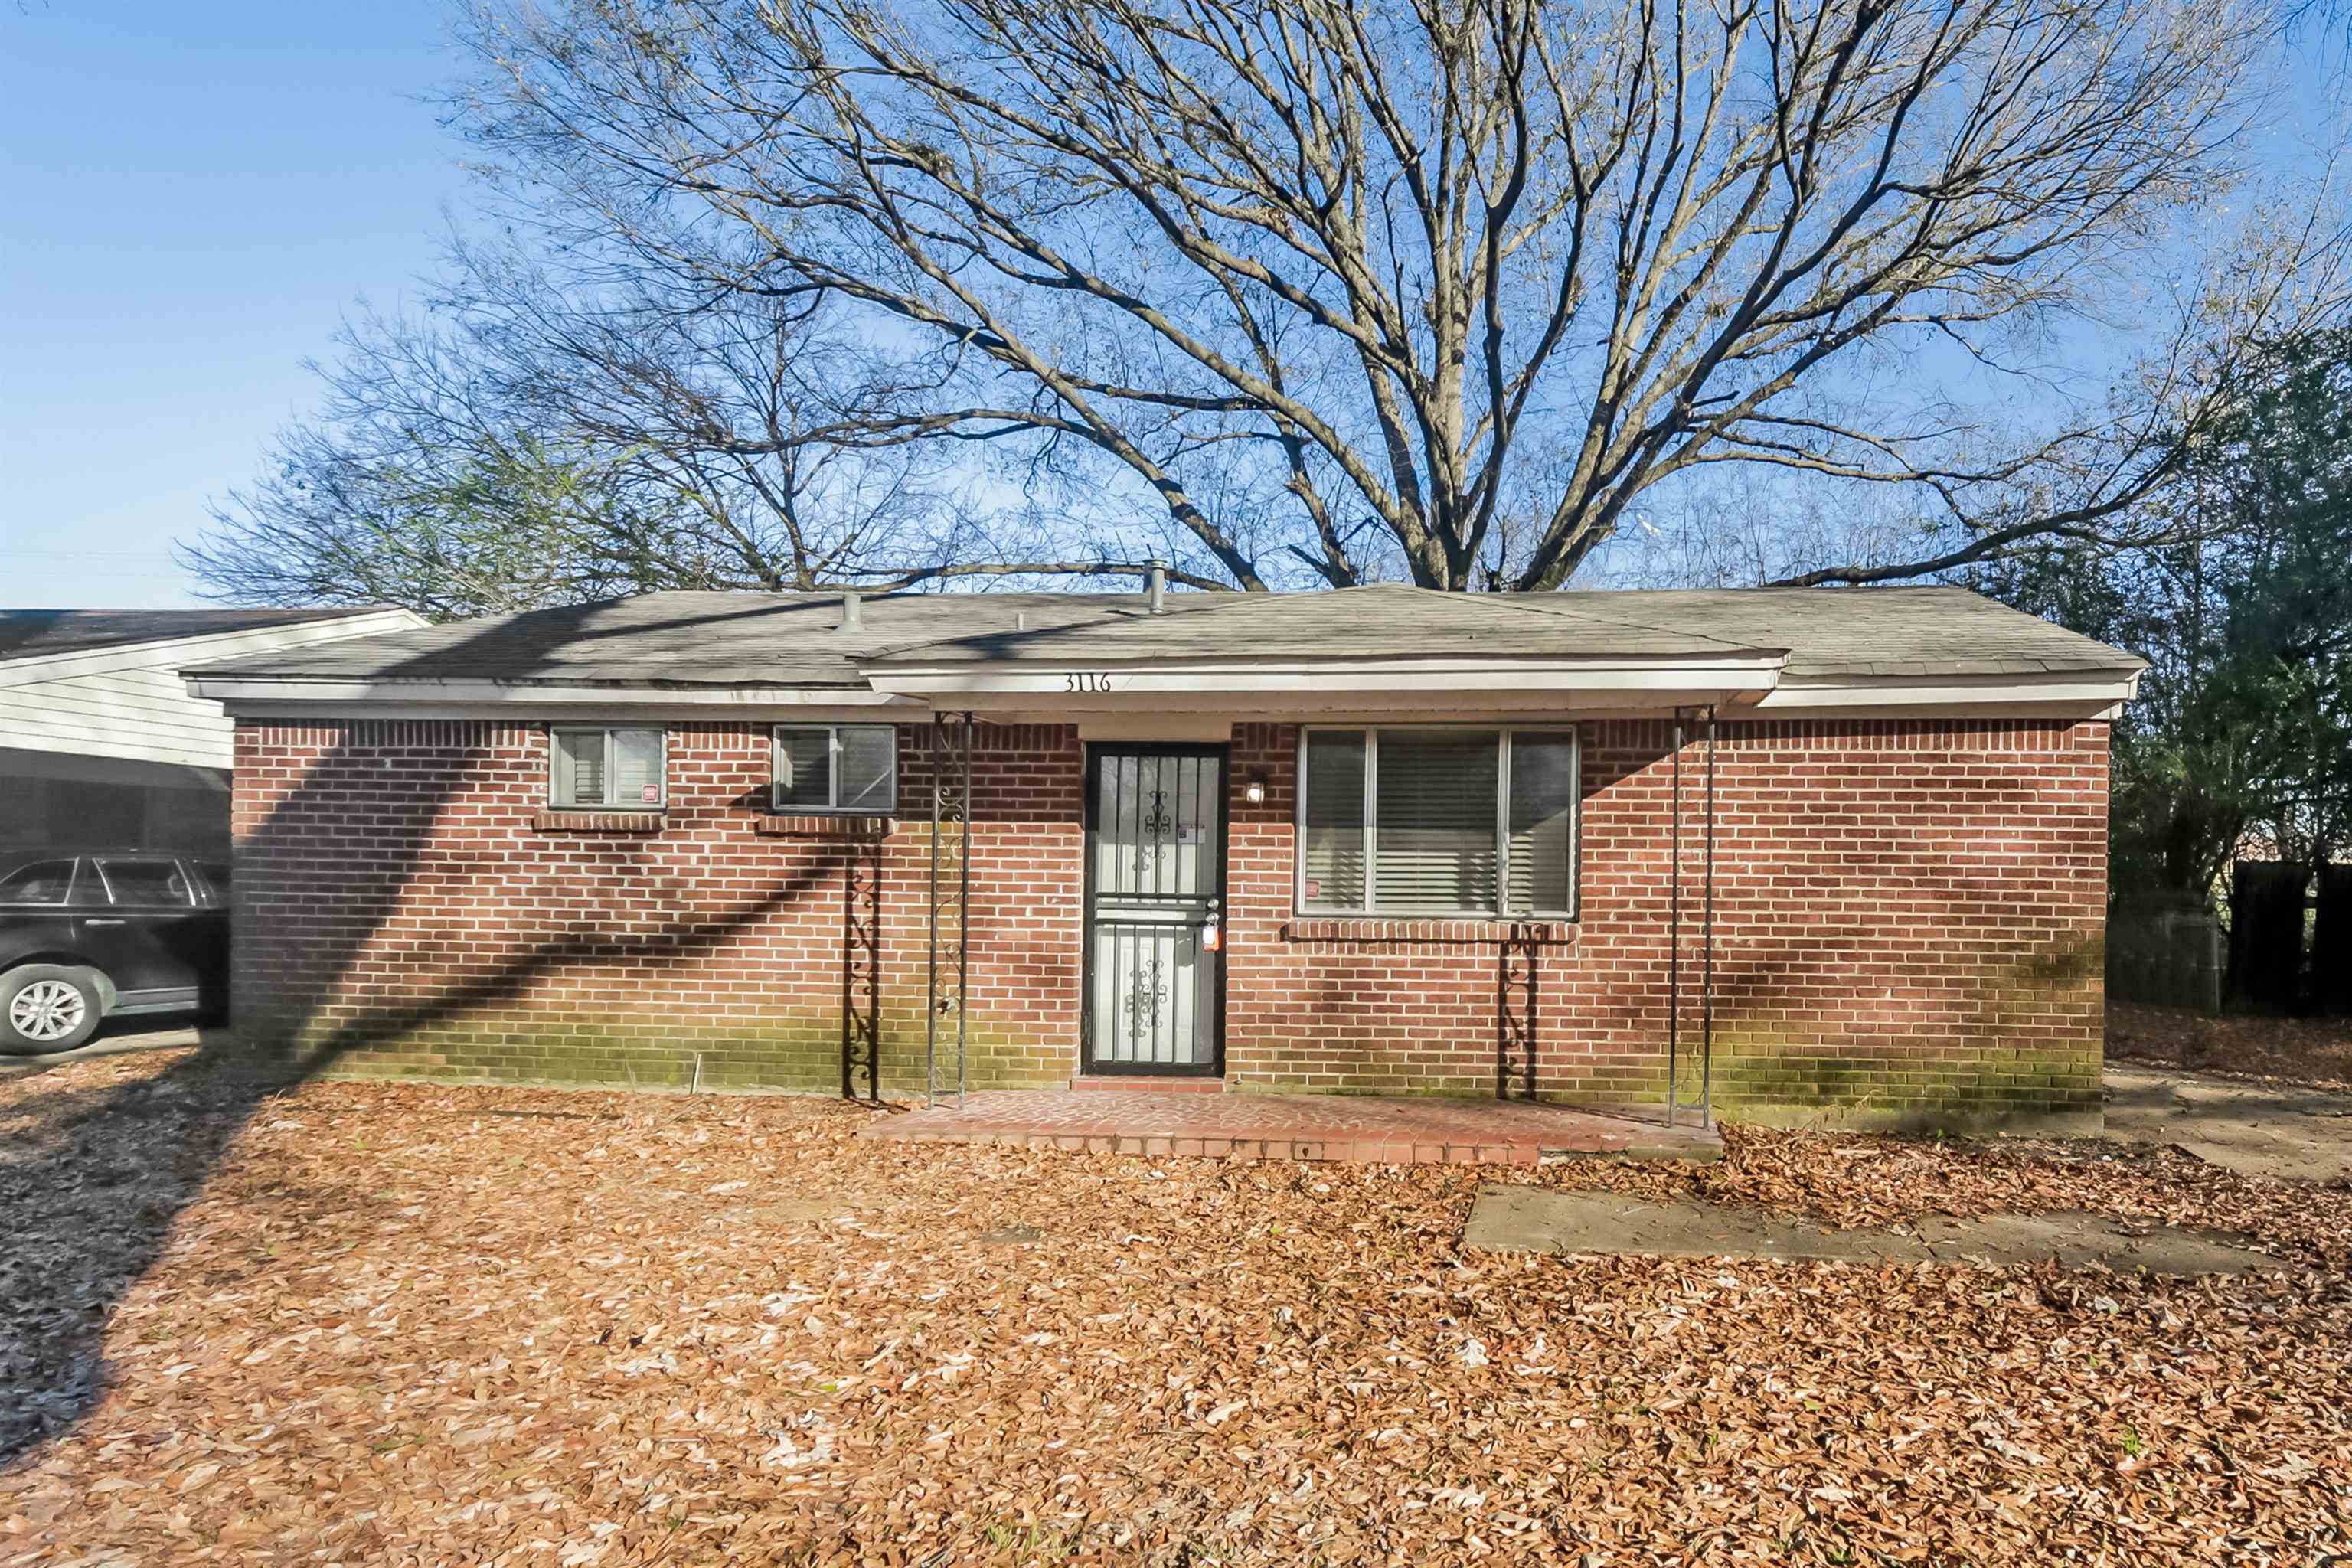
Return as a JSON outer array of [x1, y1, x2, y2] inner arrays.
[[1135, 788, 1174, 874], [1123, 958, 1167, 1041]]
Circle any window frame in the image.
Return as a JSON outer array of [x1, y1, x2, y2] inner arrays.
[[771, 724, 900, 815], [0, 858, 81, 907], [1294, 724, 1579, 920], [547, 725, 669, 811], [94, 857, 198, 908]]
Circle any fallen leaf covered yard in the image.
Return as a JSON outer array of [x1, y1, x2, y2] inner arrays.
[[181, 581, 2142, 1130]]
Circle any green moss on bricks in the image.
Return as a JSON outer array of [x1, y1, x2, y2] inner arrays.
[[250, 997, 1068, 1095]]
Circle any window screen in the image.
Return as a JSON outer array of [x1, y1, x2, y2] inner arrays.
[[1298, 729, 1577, 916], [838, 727, 896, 812], [612, 730, 664, 806], [1300, 731, 1366, 908], [1507, 733, 1578, 915], [773, 725, 897, 812], [99, 859, 192, 906], [550, 728, 666, 808], [0, 861, 74, 904]]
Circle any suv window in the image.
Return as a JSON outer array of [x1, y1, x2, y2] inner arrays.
[[0, 861, 76, 905], [97, 859, 194, 907], [199, 861, 232, 903]]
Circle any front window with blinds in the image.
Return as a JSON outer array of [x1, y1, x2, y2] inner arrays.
[[774, 725, 897, 813], [1298, 729, 1578, 916], [550, 727, 667, 808]]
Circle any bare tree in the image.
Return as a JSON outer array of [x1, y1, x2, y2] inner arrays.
[[188, 239, 1214, 615], [446, 0, 2343, 593]]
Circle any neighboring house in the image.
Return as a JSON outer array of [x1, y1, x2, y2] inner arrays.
[[183, 583, 2142, 1130], [2, 608, 424, 858]]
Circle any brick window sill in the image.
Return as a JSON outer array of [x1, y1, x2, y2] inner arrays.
[[531, 809, 665, 834], [1282, 916, 1577, 946], [755, 814, 893, 839]]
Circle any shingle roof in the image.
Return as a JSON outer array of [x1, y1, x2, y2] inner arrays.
[[864, 584, 1775, 665], [0, 607, 392, 663], [184, 584, 2143, 686], [1532, 586, 2144, 679]]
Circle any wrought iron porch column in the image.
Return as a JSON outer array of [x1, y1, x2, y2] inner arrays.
[[1666, 706, 1718, 1129], [925, 712, 974, 1109]]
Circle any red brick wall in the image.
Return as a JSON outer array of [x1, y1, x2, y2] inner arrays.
[[1227, 718, 2108, 1124], [230, 719, 1083, 1091], [230, 713, 2108, 1125]]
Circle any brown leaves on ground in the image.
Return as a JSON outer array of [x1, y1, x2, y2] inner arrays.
[[4, 1049, 2350, 1566], [2110, 1001, 2352, 1090]]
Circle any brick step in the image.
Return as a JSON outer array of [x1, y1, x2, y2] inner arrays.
[[1070, 1075, 1227, 1093]]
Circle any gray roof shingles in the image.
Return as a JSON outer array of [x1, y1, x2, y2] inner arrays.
[[184, 583, 2143, 688], [0, 606, 390, 663]]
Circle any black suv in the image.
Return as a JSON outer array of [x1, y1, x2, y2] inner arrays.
[[0, 851, 230, 1054]]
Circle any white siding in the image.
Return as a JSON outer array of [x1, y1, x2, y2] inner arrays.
[[0, 611, 423, 769]]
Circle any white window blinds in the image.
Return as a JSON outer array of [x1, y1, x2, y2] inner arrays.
[[1507, 733, 1577, 915], [1299, 728, 1578, 916], [1374, 731, 1499, 913], [550, 728, 665, 808], [1301, 730, 1367, 907], [553, 729, 604, 807], [774, 727, 833, 809], [773, 725, 898, 812], [612, 730, 664, 806]]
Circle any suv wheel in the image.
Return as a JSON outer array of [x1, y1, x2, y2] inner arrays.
[[1, 965, 105, 1054]]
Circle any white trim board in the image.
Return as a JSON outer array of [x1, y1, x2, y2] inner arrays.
[[865, 655, 1786, 699], [0, 609, 423, 690], [189, 678, 923, 713], [191, 659, 2141, 724]]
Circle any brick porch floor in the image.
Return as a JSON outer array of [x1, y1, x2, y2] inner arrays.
[[859, 1090, 1722, 1165]]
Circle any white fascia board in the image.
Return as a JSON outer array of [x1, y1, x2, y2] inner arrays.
[[190, 676, 925, 718], [864, 656, 1786, 700], [0, 609, 425, 690], [1755, 668, 2141, 714]]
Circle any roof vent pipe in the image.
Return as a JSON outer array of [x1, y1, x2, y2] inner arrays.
[[1146, 562, 1167, 613], [839, 590, 863, 632]]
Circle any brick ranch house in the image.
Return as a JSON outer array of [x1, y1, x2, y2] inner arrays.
[[182, 582, 2143, 1131]]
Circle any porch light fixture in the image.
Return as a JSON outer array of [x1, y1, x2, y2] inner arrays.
[[1243, 775, 1267, 805]]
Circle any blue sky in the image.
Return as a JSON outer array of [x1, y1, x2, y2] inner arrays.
[[2, 5, 2341, 608], [2, 0, 466, 608]]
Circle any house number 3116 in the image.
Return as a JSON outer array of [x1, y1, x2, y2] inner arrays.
[[1062, 671, 1114, 693]]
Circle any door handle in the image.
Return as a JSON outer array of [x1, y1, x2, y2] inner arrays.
[[82, 917, 126, 926]]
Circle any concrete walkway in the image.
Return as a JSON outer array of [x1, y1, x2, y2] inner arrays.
[[861, 1089, 1722, 1165], [2104, 1064, 2352, 1184], [0, 1022, 204, 1080], [1466, 1187, 2288, 1274]]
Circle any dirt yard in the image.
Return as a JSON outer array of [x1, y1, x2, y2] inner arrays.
[[2110, 1001, 2352, 1089], [5, 1049, 2352, 1565]]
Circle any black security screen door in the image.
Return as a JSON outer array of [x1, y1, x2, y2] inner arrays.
[[1084, 746, 1226, 1074]]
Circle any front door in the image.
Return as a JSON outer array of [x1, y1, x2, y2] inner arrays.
[[1085, 746, 1225, 1074]]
